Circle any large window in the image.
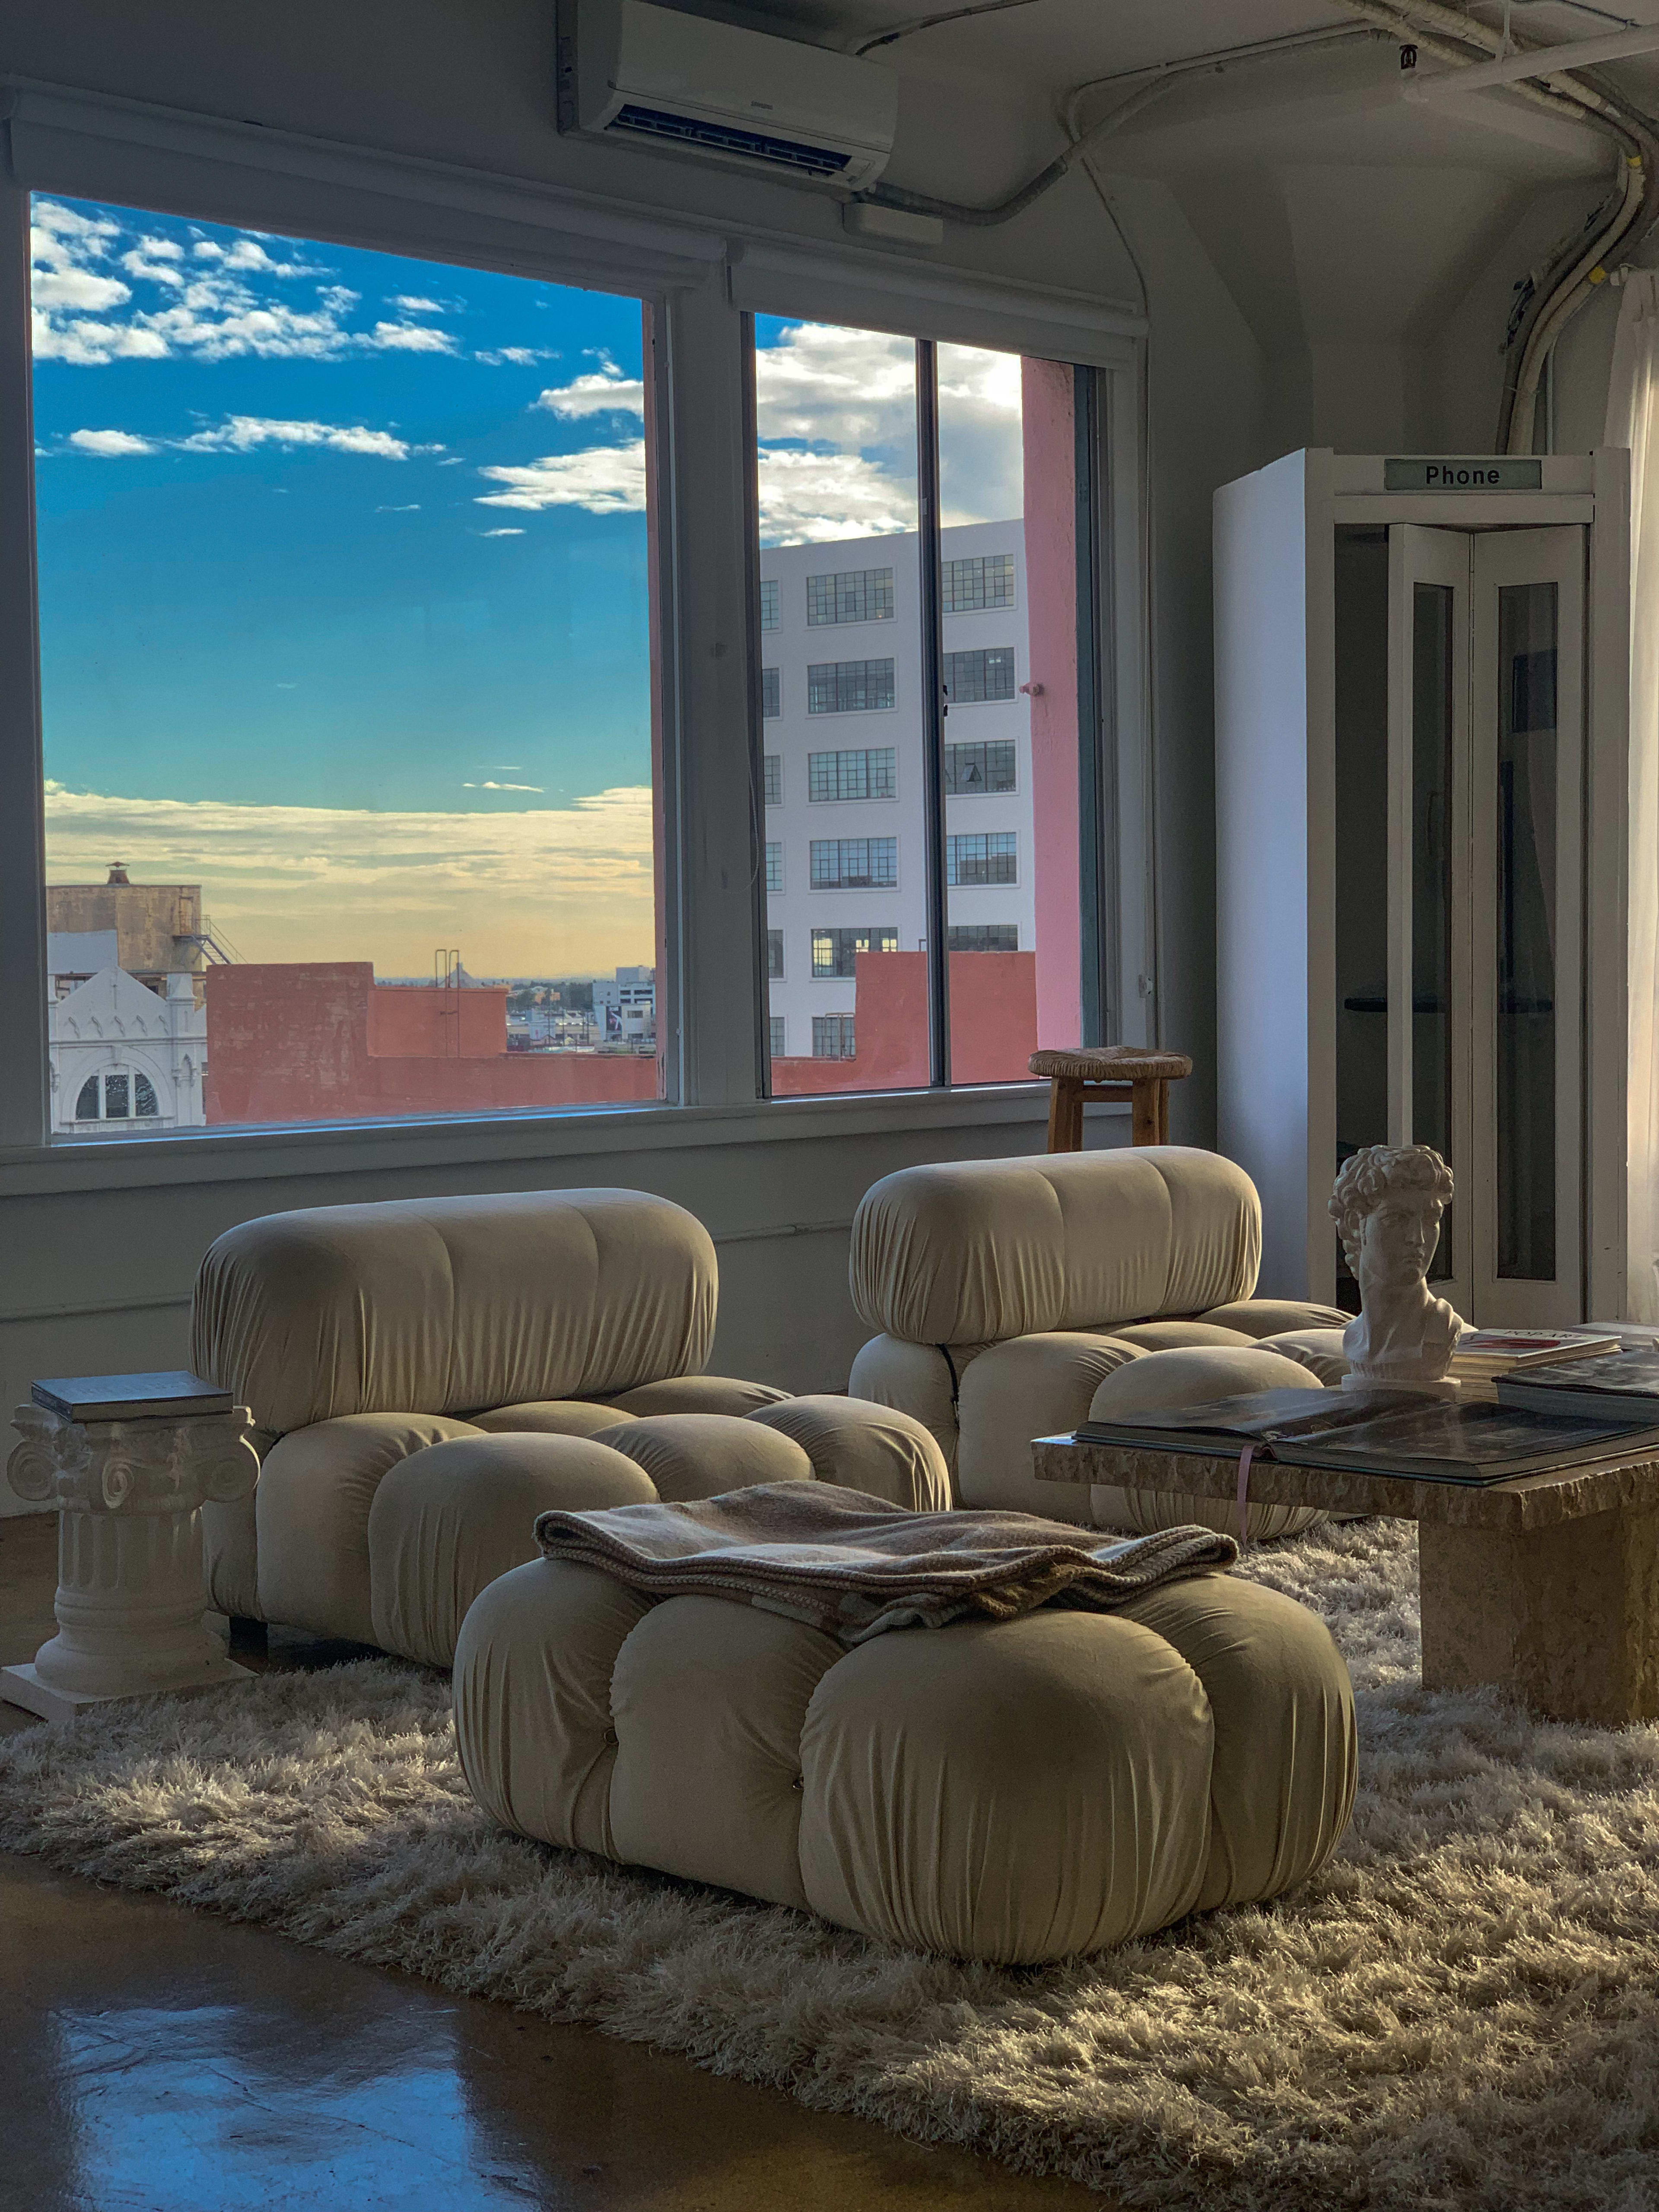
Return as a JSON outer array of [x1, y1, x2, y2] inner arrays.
[[807, 566, 894, 625], [762, 669, 781, 719], [812, 1014, 857, 1059], [808, 748, 895, 802], [755, 320, 1090, 1096], [811, 839, 897, 890], [763, 753, 782, 805], [766, 928, 784, 979], [812, 926, 898, 976], [807, 659, 896, 715], [766, 842, 784, 893], [32, 195, 658, 1137], [760, 577, 780, 631]]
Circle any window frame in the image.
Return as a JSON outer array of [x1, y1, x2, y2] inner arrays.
[[0, 88, 1150, 1175]]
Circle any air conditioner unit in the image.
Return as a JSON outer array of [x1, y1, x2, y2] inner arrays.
[[562, 0, 898, 194]]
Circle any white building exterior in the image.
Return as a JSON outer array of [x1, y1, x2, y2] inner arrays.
[[759, 518, 1033, 1059], [48, 961, 207, 1137]]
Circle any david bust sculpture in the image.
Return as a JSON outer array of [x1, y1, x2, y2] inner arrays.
[[1329, 1144, 1461, 1392]]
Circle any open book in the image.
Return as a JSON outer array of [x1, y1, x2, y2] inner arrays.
[[1072, 1388, 1659, 1487]]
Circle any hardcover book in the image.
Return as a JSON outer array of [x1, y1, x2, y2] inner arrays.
[[1072, 1387, 1659, 1487], [30, 1371, 235, 1423], [1496, 1348, 1659, 1425]]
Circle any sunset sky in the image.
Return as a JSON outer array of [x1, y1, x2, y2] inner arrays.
[[31, 195, 1020, 976]]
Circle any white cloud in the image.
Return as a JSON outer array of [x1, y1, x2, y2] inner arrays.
[[181, 416, 421, 459], [476, 442, 647, 514], [67, 427, 158, 457], [41, 779, 655, 975], [390, 294, 447, 314], [534, 365, 645, 418], [365, 320, 458, 355], [463, 779, 544, 791], [377, 503, 421, 512], [477, 526, 526, 537], [756, 447, 912, 543], [30, 201, 413, 366], [476, 346, 551, 367]]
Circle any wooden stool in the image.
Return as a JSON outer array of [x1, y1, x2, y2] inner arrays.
[[1029, 1047, 1194, 1151]]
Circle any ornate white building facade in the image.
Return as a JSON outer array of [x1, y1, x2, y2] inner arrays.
[[48, 961, 207, 1138]]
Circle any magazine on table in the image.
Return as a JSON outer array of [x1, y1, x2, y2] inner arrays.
[[1448, 1328, 1621, 1380], [1496, 1347, 1659, 1424], [1071, 1387, 1659, 1487]]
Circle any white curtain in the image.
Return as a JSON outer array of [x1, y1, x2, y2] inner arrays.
[[1607, 272, 1659, 1321]]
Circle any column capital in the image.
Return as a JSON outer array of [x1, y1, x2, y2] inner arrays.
[[7, 1404, 259, 1516]]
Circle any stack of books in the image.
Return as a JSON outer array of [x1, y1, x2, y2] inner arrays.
[[1448, 1329, 1621, 1386]]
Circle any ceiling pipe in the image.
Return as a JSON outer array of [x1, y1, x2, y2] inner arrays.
[[853, 23, 1382, 228], [1330, 0, 1659, 449], [1402, 20, 1659, 98]]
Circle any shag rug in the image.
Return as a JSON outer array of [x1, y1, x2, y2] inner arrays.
[[3, 1522, 1659, 2212]]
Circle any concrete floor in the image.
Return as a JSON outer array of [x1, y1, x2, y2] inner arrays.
[[0, 1515, 1113, 2212]]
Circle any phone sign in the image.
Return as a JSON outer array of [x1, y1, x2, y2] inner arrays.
[[1383, 458, 1543, 491]]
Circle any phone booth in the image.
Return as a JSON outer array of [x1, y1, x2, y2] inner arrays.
[[1214, 449, 1632, 1322]]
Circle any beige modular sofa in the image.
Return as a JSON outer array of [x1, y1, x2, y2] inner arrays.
[[847, 1146, 1349, 1536], [191, 1187, 944, 1649]]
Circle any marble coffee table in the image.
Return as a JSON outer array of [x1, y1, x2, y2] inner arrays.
[[1033, 1432, 1659, 1726]]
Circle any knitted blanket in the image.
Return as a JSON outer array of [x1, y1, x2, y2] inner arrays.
[[533, 1481, 1236, 1644]]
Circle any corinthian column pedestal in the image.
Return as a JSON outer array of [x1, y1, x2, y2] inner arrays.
[[5, 1402, 261, 1722]]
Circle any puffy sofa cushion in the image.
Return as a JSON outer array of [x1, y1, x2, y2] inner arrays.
[[368, 1433, 656, 1668], [470, 1402, 640, 1437], [1085, 1347, 1327, 1540], [191, 1187, 718, 1435], [747, 1395, 952, 1512], [454, 1560, 1356, 1964], [850, 1147, 1262, 1348], [603, 1375, 793, 1418], [591, 1413, 814, 1501], [255, 1411, 485, 1642]]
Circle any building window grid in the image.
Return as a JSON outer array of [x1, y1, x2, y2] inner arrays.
[[808, 747, 896, 803], [766, 928, 784, 979], [765, 842, 783, 894], [806, 566, 893, 626], [810, 837, 898, 890], [763, 753, 782, 806], [807, 658, 895, 715], [769, 1015, 785, 1057], [73, 1068, 159, 1120], [812, 1013, 857, 1060], [944, 740, 1017, 796], [762, 667, 780, 719], [811, 925, 898, 978], [760, 577, 780, 631], [942, 552, 1016, 614], [943, 646, 1017, 705], [947, 923, 1020, 952], [946, 832, 1017, 887]]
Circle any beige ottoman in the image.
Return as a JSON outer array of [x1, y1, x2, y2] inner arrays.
[[453, 1560, 1355, 1964], [368, 1400, 950, 1667]]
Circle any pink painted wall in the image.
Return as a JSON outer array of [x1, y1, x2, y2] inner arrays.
[[1020, 357, 1083, 1049], [205, 964, 656, 1123], [367, 982, 509, 1058], [769, 950, 1037, 1095]]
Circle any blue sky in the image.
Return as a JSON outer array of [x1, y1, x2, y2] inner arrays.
[[32, 196, 653, 820], [29, 197, 1020, 973]]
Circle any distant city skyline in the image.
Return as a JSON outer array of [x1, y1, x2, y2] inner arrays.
[[32, 195, 1022, 975]]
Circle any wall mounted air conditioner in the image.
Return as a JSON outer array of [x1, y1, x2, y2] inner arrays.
[[560, 0, 898, 194]]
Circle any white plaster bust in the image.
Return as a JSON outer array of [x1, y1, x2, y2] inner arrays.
[[1328, 1144, 1461, 1393]]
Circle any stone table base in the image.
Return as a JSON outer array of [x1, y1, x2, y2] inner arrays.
[[1419, 1501, 1659, 1725]]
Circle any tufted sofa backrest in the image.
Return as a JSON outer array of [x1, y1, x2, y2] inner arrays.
[[849, 1148, 1262, 1347], [191, 1188, 717, 1435]]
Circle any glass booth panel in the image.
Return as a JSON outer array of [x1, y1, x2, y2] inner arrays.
[[1412, 579, 1456, 1281]]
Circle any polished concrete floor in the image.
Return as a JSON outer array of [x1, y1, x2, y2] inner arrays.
[[1, 1516, 1112, 2211]]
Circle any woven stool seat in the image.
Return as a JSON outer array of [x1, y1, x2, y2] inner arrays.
[[1029, 1048, 1194, 1084], [1030, 1046, 1193, 1150]]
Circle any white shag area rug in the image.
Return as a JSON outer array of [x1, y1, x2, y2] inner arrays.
[[4, 1520, 1659, 2211]]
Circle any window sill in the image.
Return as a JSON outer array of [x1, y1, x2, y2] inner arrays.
[[0, 1084, 1129, 1198]]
